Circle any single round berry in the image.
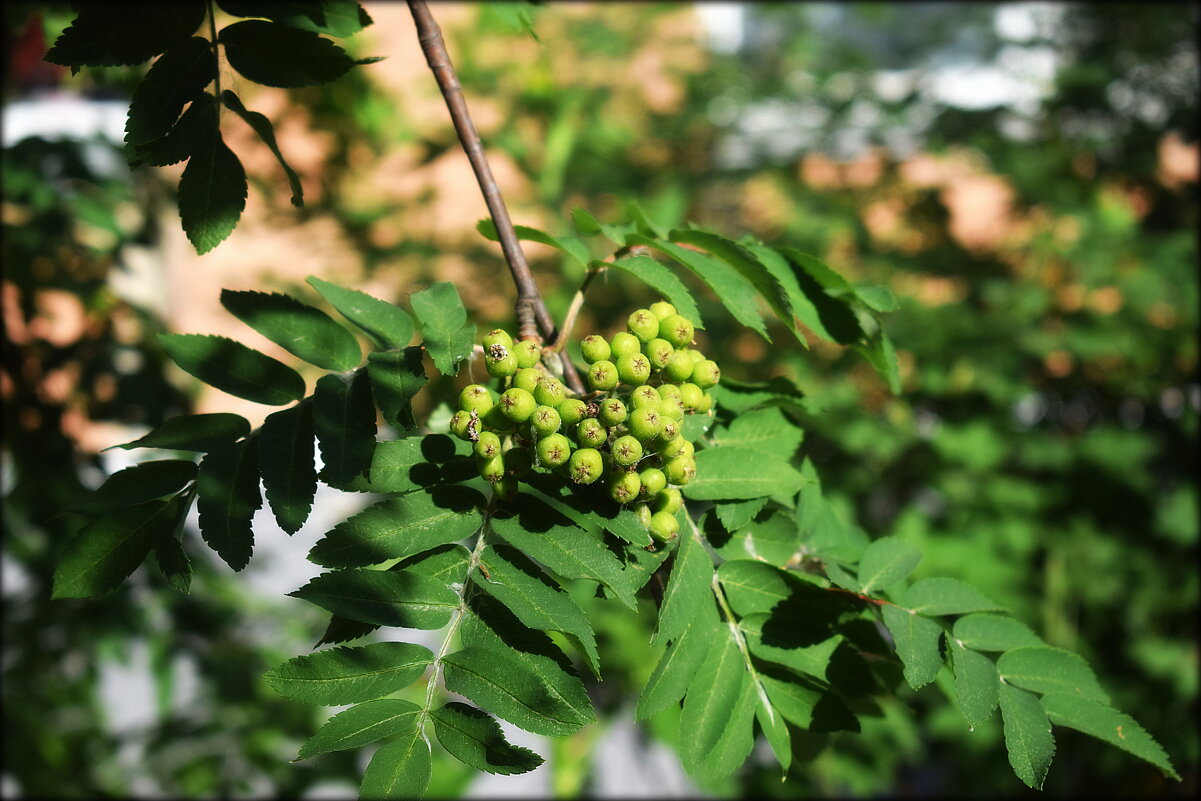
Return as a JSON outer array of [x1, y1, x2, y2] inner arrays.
[[658, 435, 688, 460], [459, 384, 494, 414], [559, 398, 588, 427], [534, 377, 567, 408], [628, 406, 663, 441], [654, 418, 681, 449], [630, 384, 662, 410], [531, 405, 562, 437], [512, 339, 541, 369], [597, 397, 628, 428], [616, 352, 651, 385], [587, 360, 618, 391], [611, 435, 644, 467], [569, 448, 604, 484], [658, 314, 695, 348], [484, 404, 516, 432], [485, 350, 518, 378], [580, 334, 611, 364], [493, 475, 518, 501], [649, 509, 679, 541], [482, 329, 514, 351], [643, 338, 674, 370], [609, 331, 641, 358], [658, 383, 683, 406], [678, 382, 704, 411], [638, 466, 667, 498], [663, 455, 696, 485], [504, 446, 533, 478], [634, 502, 652, 528], [450, 410, 474, 440], [474, 431, 502, 460], [608, 470, 641, 504], [690, 359, 721, 389], [659, 397, 686, 420], [499, 387, 537, 422], [512, 367, 542, 393], [479, 454, 506, 482], [649, 301, 678, 320], [654, 487, 683, 515], [627, 308, 659, 342], [537, 433, 571, 467], [663, 349, 695, 382], [576, 417, 608, 448], [696, 391, 714, 414]]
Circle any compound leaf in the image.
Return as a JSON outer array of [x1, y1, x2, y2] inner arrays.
[[46, 2, 206, 68], [266, 642, 433, 705], [125, 37, 215, 144], [108, 412, 249, 452], [218, 20, 354, 87], [298, 699, 421, 760], [52, 502, 170, 598], [857, 537, 921, 595], [996, 647, 1110, 704], [881, 603, 943, 689], [431, 702, 544, 776], [409, 282, 475, 376], [290, 569, 458, 628], [1040, 693, 1178, 780], [306, 276, 415, 351], [312, 371, 376, 488], [359, 719, 430, 799], [196, 438, 261, 570], [685, 446, 804, 501], [998, 683, 1055, 789]]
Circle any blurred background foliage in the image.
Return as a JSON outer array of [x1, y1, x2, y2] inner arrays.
[[3, 2, 1196, 797]]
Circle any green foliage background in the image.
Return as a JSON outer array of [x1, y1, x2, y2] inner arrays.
[[3, 2, 1196, 797]]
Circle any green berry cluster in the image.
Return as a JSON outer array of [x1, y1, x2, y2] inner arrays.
[[449, 303, 718, 543]]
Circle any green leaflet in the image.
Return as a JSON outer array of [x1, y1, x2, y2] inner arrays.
[[854, 327, 902, 394], [1040, 693, 1178, 779], [716, 560, 794, 616], [343, 434, 473, 494], [107, 412, 249, 452], [779, 248, 865, 344], [368, 348, 428, 431], [521, 472, 650, 547], [880, 603, 943, 689], [570, 206, 631, 245], [441, 646, 591, 737], [712, 407, 803, 458], [857, 537, 922, 595], [159, 334, 303, 405], [477, 545, 600, 678], [129, 90, 218, 167], [709, 375, 812, 415], [797, 458, 868, 565], [652, 524, 714, 646], [431, 702, 544, 776], [636, 602, 720, 721], [462, 596, 595, 729], [409, 282, 475, 376], [740, 241, 810, 349], [710, 509, 800, 568], [317, 615, 380, 647], [259, 403, 317, 534], [196, 438, 262, 570], [699, 671, 758, 782], [605, 256, 701, 326], [178, 128, 247, 254], [70, 459, 197, 514], [359, 723, 431, 799], [901, 577, 1006, 616], [396, 544, 473, 586], [998, 683, 1055, 790], [306, 276, 415, 351], [952, 614, 1044, 652], [216, 0, 373, 38], [678, 624, 749, 774], [628, 234, 768, 339], [289, 569, 459, 628], [265, 642, 433, 706], [948, 639, 999, 728], [712, 497, 769, 534], [298, 699, 422, 760], [46, 2, 207, 68], [739, 613, 841, 680], [490, 494, 636, 609], [684, 446, 805, 501], [308, 487, 484, 568], [153, 502, 192, 594], [996, 647, 1110, 704], [224, 89, 305, 205], [755, 691, 792, 774], [221, 289, 360, 371], [124, 37, 216, 145], [759, 670, 861, 733], [52, 501, 174, 599], [218, 20, 354, 88], [476, 219, 590, 269], [312, 371, 376, 488]]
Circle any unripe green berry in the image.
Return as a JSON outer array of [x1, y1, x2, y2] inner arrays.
[[559, 398, 588, 427], [459, 384, 494, 414], [504, 446, 533, 478], [649, 301, 678, 320], [479, 454, 506, 482], [634, 502, 652, 528], [658, 436, 687, 460], [499, 387, 537, 422], [611, 435, 644, 467], [485, 350, 518, 378], [690, 359, 721, 389], [654, 417, 681, 447], [513, 367, 542, 393], [580, 334, 611, 364], [649, 509, 679, 541], [627, 308, 659, 342], [569, 448, 604, 484], [474, 431, 503, 460], [610, 331, 641, 358], [628, 406, 663, 441], [630, 384, 662, 410], [616, 352, 652, 385], [696, 391, 714, 414], [678, 382, 704, 411], [658, 314, 695, 348], [512, 339, 541, 368], [660, 397, 686, 420], [576, 417, 608, 448], [663, 349, 695, 382], [654, 487, 683, 515], [638, 467, 667, 498], [537, 433, 571, 467], [531, 405, 561, 437], [587, 360, 618, 391], [608, 470, 641, 504], [533, 377, 566, 408], [450, 410, 474, 440], [643, 338, 674, 370], [663, 455, 696, 485], [482, 328, 514, 351], [597, 397, 628, 428], [493, 475, 518, 501], [658, 383, 683, 406], [484, 404, 516, 432]]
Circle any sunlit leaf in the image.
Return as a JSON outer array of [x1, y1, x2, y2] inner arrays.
[[306, 276, 415, 351], [266, 642, 433, 705], [431, 702, 544, 775]]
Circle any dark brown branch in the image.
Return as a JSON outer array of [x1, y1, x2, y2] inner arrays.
[[406, 1, 584, 393]]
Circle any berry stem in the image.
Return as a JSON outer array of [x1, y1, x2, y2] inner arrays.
[[552, 264, 603, 354]]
